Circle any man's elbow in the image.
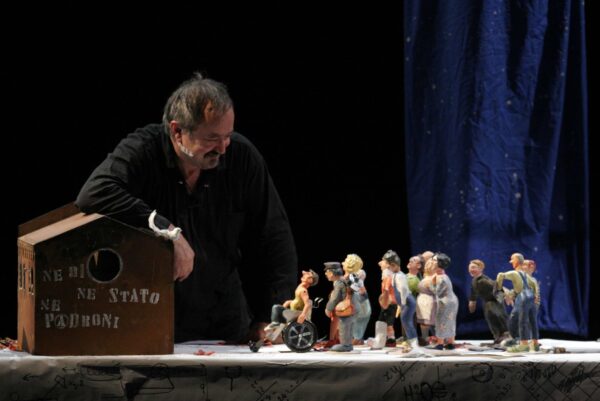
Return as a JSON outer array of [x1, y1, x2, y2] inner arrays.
[[75, 190, 96, 214]]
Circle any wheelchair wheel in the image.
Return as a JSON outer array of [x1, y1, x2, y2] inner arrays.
[[282, 320, 318, 352]]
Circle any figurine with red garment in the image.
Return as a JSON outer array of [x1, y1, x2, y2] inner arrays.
[[249, 269, 322, 352], [371, 251, 400, 349]]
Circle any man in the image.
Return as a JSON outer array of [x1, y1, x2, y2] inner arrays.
[[76, 72, 297, 343], [250, 269, 319, 352], [406, 255, 423, 297], [523, 259, 540, 345], [324, 261, 354, 352], [467, 259, 511, 345], [385, 250, 418, 350], [269, 269, 319, 328], [496, 253, 539, 352], [377, 250, 400, 347]]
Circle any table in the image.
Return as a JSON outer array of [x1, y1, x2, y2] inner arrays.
[[1, 339, 599, 401]]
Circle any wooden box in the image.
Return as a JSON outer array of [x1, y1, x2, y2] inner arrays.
[[17, 204, 173, 355]]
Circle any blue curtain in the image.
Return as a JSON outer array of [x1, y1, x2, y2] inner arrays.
[[404, 1, 589, 337]]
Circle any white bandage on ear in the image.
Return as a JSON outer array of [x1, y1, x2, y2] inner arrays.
[[148, 210, 182, 241]]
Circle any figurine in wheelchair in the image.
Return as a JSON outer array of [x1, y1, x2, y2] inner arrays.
[[249, 270, 322, 352]]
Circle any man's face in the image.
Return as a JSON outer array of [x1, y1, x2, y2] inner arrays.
[[407, 258, 420, 274], [301, 270, 313, 285], [325, 270, 335, 281], [523, 261, 536, 274], [468, 263, 482, 277], [178, 108, 235, 170], [510, 254, 521, 269]]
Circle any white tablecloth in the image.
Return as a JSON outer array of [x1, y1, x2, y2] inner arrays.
[[1, 339, 599, 401]]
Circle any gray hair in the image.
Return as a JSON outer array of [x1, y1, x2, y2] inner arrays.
[[162, 72, 233, 134], [511, 253, 524, 264], [382, 250, 401, 267]]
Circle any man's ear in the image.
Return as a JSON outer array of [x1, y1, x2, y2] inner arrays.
[[169, 121, 183, 139]]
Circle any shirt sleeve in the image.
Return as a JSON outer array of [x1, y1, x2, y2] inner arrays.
[[326, 280, 346, 312], [528, 275, 540, 298], [469, 278, 477, 302], [495, 272, 506, 291], [392, 272, 410, 305], [75, 130, 173, 230]]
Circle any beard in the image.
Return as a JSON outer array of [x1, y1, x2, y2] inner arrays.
[[200, 151, 221, 169]]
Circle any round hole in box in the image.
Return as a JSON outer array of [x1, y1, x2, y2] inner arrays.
[[87, 248, 122, 282]]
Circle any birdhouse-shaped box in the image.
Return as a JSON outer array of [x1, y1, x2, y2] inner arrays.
[[17, 204, 174, 355]]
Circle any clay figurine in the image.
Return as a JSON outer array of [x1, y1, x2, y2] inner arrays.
[[249, 269, 321, 352]]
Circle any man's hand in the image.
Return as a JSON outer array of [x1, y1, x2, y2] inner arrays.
[[297, 312, 307, 324], [379, 292, 390, 309], [173, 233, 194, 281], [468, 300, 476, 313]]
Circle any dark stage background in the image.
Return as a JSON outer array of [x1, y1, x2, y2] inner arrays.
[[4, 7, 596, 341]]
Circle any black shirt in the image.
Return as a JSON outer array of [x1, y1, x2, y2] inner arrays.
[[76, 124, 297, 342], [469, 274, 498, 303]]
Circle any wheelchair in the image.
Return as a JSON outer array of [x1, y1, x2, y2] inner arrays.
[[249, 297, 323, 353]]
